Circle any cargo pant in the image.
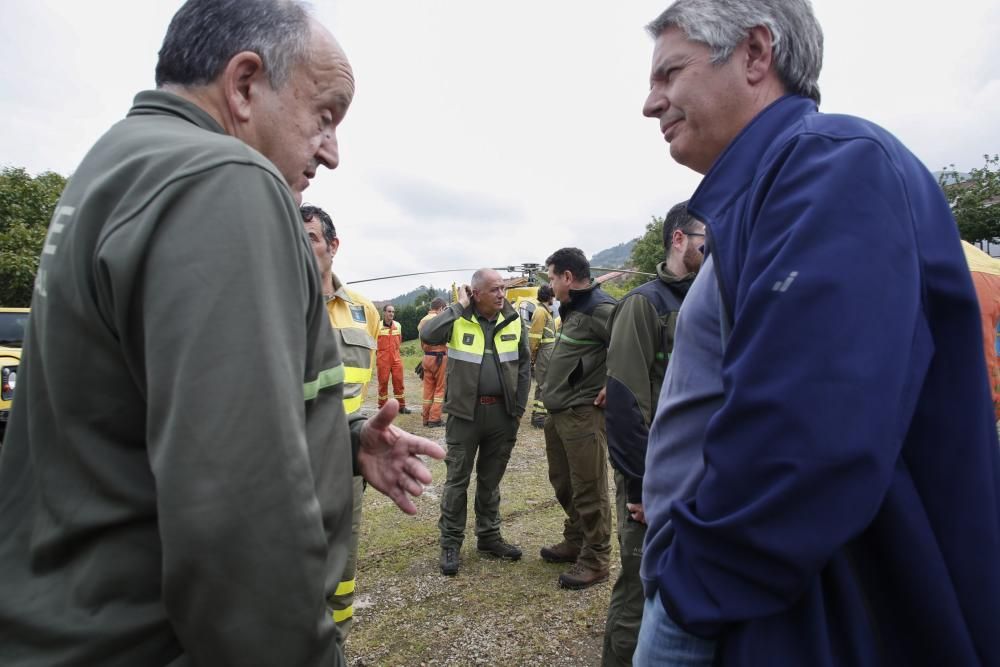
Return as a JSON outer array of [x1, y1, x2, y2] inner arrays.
[[421, 352, 447, 423], [543, 405, 611, 570], [329, 475, 364, 642], [439, 401, 519, 549], [531, 343, 552, 420], [602, 469, 646, 666]]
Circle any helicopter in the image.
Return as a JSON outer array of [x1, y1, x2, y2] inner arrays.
[[347, 263, 654, 324]]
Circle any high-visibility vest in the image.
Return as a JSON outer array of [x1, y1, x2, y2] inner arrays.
[[326, 279, 379, 414], [447, 313, 522, 366]]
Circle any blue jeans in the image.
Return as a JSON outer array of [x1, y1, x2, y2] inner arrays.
[[633, 593, 716, 666]]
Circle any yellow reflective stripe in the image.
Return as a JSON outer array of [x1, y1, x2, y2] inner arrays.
[[540, 336, 556, 343], [528, 332, 542, 339], [335, 578, 356, 596], [331, 606, 354, 623], [303, 364, 345, 400], [343, 365, 372, 385], [448, 348, 483, 364], [343, 394, 363, 414]]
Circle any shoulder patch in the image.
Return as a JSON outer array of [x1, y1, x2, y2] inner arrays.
[[462, 333, 475, 346], [349, 304, 367, 324]]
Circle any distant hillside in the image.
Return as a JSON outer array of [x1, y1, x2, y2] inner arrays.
[[376, 285, 450, 308], [590, 239, 636, 270], [933, 170, 972, 185]]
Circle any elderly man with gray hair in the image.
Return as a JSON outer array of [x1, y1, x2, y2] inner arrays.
[[0, 1, 444, 665], [420, 269, 531, 576], [636, 0, 1000, 665]]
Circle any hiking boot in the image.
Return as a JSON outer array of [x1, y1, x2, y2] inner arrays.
[[540, 541, 580, 563], [399, 406, 412, 414], [477, 538, 523, 561], [558, 562, 609, 590], [440, 547, 460, 576], [425, 420, 444, 427]]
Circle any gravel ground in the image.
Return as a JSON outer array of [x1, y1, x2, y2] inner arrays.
[[347, 361, 619, 666]]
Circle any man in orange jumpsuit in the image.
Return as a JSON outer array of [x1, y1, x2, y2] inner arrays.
[[377, 305, 410, 413], [418, 297, 449, 427]]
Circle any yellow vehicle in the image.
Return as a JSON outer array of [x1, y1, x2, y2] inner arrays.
[[0, 307, 29, 442]]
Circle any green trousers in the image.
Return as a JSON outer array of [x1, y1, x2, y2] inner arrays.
[[531, 344, 552, 417], [329, 475, 364, 642], [543, 405, 611, 569], [602, 469, 646, 666], [439, 402, 519, 549]]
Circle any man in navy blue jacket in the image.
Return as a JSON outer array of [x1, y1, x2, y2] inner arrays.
[[636, 1, 1000, 665]]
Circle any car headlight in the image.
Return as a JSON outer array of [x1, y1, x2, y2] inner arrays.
[[1, 366, 16, 401]]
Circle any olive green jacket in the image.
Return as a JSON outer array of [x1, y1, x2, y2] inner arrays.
[[0, 90, 353, 667], [543, 282, 617, 411], [605, 262, 695, 503], [420, 301, 531, 421]]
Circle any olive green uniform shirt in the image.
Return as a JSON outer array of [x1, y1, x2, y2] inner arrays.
[[419, 301, 531, 421], [543, 283, 616, 411], [0, 91, 355, 667]]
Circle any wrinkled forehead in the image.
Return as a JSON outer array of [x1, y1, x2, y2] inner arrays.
[[652, 25, 705, 64], [293, 21, 355, 106]]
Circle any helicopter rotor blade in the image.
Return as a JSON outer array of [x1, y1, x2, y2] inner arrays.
[[346, 268, 482, 285], [590, 266, 656, 277], [347, 264, 547, 285]]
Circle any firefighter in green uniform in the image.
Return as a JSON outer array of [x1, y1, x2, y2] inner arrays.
[[601, 202, 703, 666], [420, 268, 532, 576], [541, 247, 617, 590], [0, 3, 444, 665], [301, 204, 380, 642], [528, 284, 557, 428]]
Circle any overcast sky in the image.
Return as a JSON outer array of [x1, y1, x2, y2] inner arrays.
[[3, 1, 998, 299]]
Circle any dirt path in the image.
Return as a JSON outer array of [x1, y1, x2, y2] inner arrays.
[[348, 359, 618, 666]]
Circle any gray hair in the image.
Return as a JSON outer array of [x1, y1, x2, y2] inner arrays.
[[156, 0, 313, 90], [647, 0, 823, 104], [471, 268, 501, 290]]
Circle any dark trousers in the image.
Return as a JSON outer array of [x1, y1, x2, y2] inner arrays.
[[543, 405, 611, 569], [439, 402, 519, 549], [602, 469, 646, 665], [329, 475, 364, 641]]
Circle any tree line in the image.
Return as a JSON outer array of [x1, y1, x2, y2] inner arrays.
[[3, 156, 999, 307]]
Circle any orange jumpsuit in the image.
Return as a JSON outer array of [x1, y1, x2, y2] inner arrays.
[[376, 319, 405, 408], [417, 311, 448, 424]]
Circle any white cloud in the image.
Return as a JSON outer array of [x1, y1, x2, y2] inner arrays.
[[2, 0, 996, 299]]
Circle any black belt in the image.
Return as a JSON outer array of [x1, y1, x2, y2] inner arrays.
[[424, 351, 446, 357]]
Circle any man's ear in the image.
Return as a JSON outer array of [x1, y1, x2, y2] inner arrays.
[[222, 51, 267, 122], [672, 228, 687, 250], [744, 25, 775, 86], [329, 237, 340, 259]]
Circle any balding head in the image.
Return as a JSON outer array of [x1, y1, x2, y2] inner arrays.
[[470, 268, 505, 319]]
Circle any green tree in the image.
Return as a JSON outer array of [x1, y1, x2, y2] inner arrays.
[[940, 154, 1000, 245], [413, 285, 439, 311], [620, 214, 666, 291], [0, 166, 68, 306], [394, 303, 423, 342]]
